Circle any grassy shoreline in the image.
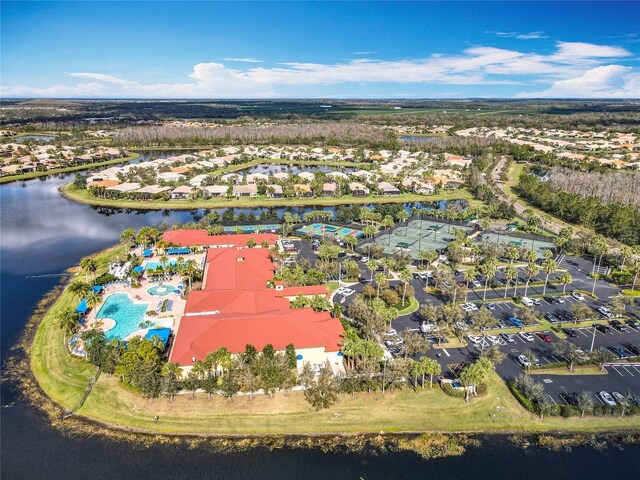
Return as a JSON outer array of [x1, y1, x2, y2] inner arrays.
[[26, 242, 640, 437], [0, 154, 140, 184], [61, 182, 474, 210]]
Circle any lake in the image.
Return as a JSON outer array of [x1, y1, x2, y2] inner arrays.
[[11, 134, 57, 142], [2, 168, 639, 479]]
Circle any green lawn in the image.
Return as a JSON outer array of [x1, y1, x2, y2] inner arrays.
[[0, 154, 140, 184], [62, 183, 475, 210]]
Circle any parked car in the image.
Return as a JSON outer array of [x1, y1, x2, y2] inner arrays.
[[545, 312, 560, 323], [501, 333, 515, 343], [609, 345, 629, 359], [599, 391, 617, 406], [517, 355, 532, 368], [508, 316, 524, 328], [533, 298, 542, 306], [518, 332, 534, 342], [560, 392, 579, 406], [609, 320, 627, 331], [563, 328, 579, 337], [554, 296, 566, 304], [360, 256, 369, 263], [485, 302, 496, 311], [521, 296, 535, 307], [472, 280, 482, 288], [595, 324, 612, 334], [536, 332, 553, 342], [467, 335, 483, 344], [626, 318, 640, 330], [572, 291, 585, 301], [612, 392, 627, 405], [598, 306, 613, 318]]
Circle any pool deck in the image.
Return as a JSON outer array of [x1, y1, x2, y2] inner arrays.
[[82, 275, 188, 341]]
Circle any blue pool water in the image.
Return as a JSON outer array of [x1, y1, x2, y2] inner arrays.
[[148, 284, 177, 296], [96, 293, 149, 340], [145, 261, 177, 271]]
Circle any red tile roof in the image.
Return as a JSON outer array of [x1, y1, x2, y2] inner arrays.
[[161, 230, 278, 248], [203, 248, 274, 291], [184, 289, 287, 316], [170, 309, 343, 364]]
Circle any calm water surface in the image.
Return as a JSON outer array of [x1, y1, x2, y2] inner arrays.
[[2, 168, 640, 479]]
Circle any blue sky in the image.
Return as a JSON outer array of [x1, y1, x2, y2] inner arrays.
[[1, 1, 638, 98]]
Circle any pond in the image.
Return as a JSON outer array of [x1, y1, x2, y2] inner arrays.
[[12, 134, 56, 142]]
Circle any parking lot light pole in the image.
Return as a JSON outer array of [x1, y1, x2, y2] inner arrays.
[[590, 326, 597, 352]]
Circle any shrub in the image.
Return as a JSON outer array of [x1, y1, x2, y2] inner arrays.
[[93, 273, 116, 286], [508, 382, 536, 413], [440, 382, 465, 398]]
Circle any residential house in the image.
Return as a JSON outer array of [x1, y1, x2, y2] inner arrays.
[[294, 184, 313, 198], [136, 185, 170, 199], [203, 185, 229, 197], [233, 184, 258, 198], [349, 182, 369, 196], [171, 186, 194, 200], [266, 184, 283, 198], [377, 181, 401, 196], [322, 183, 337, 196]]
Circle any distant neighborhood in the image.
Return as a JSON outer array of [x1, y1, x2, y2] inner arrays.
[[80, 145, 472, 202]]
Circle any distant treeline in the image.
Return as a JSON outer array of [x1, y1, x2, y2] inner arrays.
[[547, 169, 640, 209], [516, 173, 640, 245], [113, 123, 397, 148]]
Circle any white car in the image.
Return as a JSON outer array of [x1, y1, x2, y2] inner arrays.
[[571, 291, 585, 301], [597, 306, 613, 318], [467, 335, 483, 344], [360, 256, 369, 263], [518, 332, 534, 342], [599, 391, 617, 406], [501, 333, 515, 343], [517, 355, 532, 368], [461, 304, 474, 312], [421, 322, 437, 334], [342, 288, 355, 296], [472, 280, 482, 288]]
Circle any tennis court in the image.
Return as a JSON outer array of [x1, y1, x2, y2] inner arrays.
[[361, 219, 474, 259], [222, 224, 281, 233], [296, 223, 364, 240], [477, 232, 555, 258]]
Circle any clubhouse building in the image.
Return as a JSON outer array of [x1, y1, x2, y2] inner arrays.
[[165, 230, 345, 374]]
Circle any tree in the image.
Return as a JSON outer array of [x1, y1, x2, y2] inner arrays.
[[523, 262, 540, 297], [120, 228, 136, 248], [590, 347, 616, 371], [85, 291, 102, 309], [479, 257, 498, 301], [482, 345, 506, 368], [246, 237, 256, 248], [570, 301, 592, 326], [366, 259, 377, 282], [57, 307, 80, 337], [556, 272, 572, 294], [463, 268, 477, 301], [161, 363, 182, 400], [80, 257, 98, 283], [421, 357, 441, 388], [285, 343, 297, 369], [577, 390, 595, 418], [473, 306, 495, 339], [553, 340, 584, 371], [541, 259, 557, 295], [399, 330, 431, 359], [419, 249, 438, 269], [69, 281, 90, 301], [398, 268, 412, 305], [374, 272, 387, 298], [504, 265, 517, 299], [304, 367, 338, 410], [459, 358, 491, 401]]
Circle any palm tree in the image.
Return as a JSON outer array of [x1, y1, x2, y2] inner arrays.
[[422, 357, 441, 388], [366, 259, 377, 283], [85, 291, 102, 309], [504, 265, 517, 298], [57, 307, 79, 337], [480, 258, 498, 301], [80, 258, 98, 282], [507, 246, 520, 265], [557, 272, 572, 294], [524, 262, 540, 297], [541, 259, 557, 295], [399, 268, 412, 305], [374, 272, 387, 299], [182, 260, 199, 291], [463, 268, 476, 302], [69, 281, 90, 301]]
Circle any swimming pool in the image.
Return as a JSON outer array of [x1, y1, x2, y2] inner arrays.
[[96, 293, 150, 340], [145, 261, 177, 271], [148, 284, 177, 296]]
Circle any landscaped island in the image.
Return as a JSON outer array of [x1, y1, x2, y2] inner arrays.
[[28, 219, 640, 437]]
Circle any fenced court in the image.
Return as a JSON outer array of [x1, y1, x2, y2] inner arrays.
[[477, 231, 555, 258], [296, 223, 364, 240], [362, 219, 474, 259], [222, 224, 281, 234]]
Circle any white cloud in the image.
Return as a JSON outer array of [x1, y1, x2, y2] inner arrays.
[[222, 57, 263, 63], [491, 31, 548, 40], [1, 41, 636, 98], [519, 65, 640, 98], [353, 51, 374, 55]]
